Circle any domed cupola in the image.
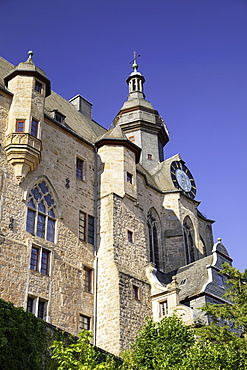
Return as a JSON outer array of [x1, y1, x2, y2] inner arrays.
[[126, 52, 145, 100]]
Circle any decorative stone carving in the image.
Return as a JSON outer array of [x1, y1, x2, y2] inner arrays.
[[4, 133, 42, 184]]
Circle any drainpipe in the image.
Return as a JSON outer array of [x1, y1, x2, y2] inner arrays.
[[93, 145, 99, 346]]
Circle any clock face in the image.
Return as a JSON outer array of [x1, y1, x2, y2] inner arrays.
[[170, 161, 196, 199]]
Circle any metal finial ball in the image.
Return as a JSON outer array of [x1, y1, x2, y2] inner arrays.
[[132, 62, 138, 70], [28, 50, 34, 57], [217, 237, 222, 242]]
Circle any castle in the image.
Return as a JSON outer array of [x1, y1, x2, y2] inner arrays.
[[0, 52, 232, 355]]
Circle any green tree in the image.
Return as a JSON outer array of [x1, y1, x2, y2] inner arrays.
[[51, 330, 118, 370], [0, 298, 48, 370]]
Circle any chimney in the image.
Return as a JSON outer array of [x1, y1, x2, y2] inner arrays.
[[69, 94, 92, 119]]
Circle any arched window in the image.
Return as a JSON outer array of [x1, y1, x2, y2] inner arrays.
[[26, 180, 56, 242], [183, 217, 195, 264], [147, 210, 160, 269]]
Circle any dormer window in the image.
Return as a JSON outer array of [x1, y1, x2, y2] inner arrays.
[[54, 111, 65, 124]]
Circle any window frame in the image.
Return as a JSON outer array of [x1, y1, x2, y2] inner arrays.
[[31, 118, 39, 137], [16, 119, 25, 133], [132, 284, 140, 301], [26, 295, 48, 320], [35, 80, 43, 94], [126, 172, 133, 184], [79, 211, 95, 245], [79, 314, 91, 331], [76, 157, 85, 181], [127, 230, 133, 243], [84, 267, 93, 293], [159, 300, 168, 317], [30, 245, 50, 276], [26, 180, 56, 242]]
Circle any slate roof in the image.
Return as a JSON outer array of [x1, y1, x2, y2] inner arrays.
[[0, 56, 106, 144], [157, 254, 214, 301]]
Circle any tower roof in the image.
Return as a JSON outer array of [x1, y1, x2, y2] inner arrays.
[[4, 51, 51, 96]]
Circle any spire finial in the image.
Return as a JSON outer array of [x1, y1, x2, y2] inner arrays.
[[28, 50, 34, 60], [130, 51, 141, 72]]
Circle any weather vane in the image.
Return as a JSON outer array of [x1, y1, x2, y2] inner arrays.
[[130, 51, 141, 71]]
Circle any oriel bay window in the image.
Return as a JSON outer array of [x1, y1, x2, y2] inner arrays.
[[26, 180, 56, 242]]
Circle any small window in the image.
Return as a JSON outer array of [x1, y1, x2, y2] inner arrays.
[[132, 285, 140, 300], [76, 158, 84, 180], [79, 211, 94, 245], [79, 314, 91, 331], [88, 215, 94, 245], [79, 211, 86, 241], [35, 80, 43, 93], [127, 230, 133, 243], [147, 154, 153, 160], [16, 119, 25, 132], [54, 111, 65, 124], [180, 279, 187, 286], [127, 172, 133, 184], [26, 296, 47, 320], [30, 246, 50, 275], [128, 135, 135, 142], [218, 274, 224, 286], [159, 300, 168, 317], [84, 267, 93, 293], [31, 119, 39, 137]]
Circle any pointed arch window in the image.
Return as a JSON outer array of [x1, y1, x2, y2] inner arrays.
[[183, 217, 195, 264], [147, 210, 160, 269], [26, 180, 56, 242]]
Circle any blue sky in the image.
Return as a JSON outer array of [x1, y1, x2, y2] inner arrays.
[[1, 0, 246, 271]]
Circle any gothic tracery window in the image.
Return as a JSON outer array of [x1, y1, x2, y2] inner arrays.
[[147, 210, 160, 269], [183, 217, 195, 264], [26, 180, 56, 242]]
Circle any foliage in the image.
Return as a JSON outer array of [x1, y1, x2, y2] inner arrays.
[[197, 262, 247, 368], [0, 298, 48, 370], [51, 330, 118, 370], [121, 315, 194, 370]]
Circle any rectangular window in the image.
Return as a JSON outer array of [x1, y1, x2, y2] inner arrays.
[[31, 119, 39, 137], [147, 154, 153, 160], [218, 274, 224, 286], [40, 249, 49, 275], [79, 211, 86, 241], [35, 80, 43, 93], [26, 296, 47, 320], [30, 246, 39, 271], [27, 296, 34, 313], [79, 314, 91, 331], [16, 119, 25, 132], [76, 158, 84, 180], [30, 246, 50, 275], [133, 285, 139, 300], [127, 230, 133, 243], [84, 267, 93, 293], [127, 172, 133, 184], [38, 300, 46, 319], [26, 209, 35, 235], [88, 215, 94, 245], [47, 218, 55, 242], [37, 214, 45, 238], [159, 301, 168, 317], [54, 112, 65, 124]]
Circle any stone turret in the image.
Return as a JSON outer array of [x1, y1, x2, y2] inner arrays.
[[112, 53, 169, 172], [3, 51, 50, 183]]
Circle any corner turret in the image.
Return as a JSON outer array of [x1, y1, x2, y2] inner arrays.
[[3, 51, 50, 184]]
